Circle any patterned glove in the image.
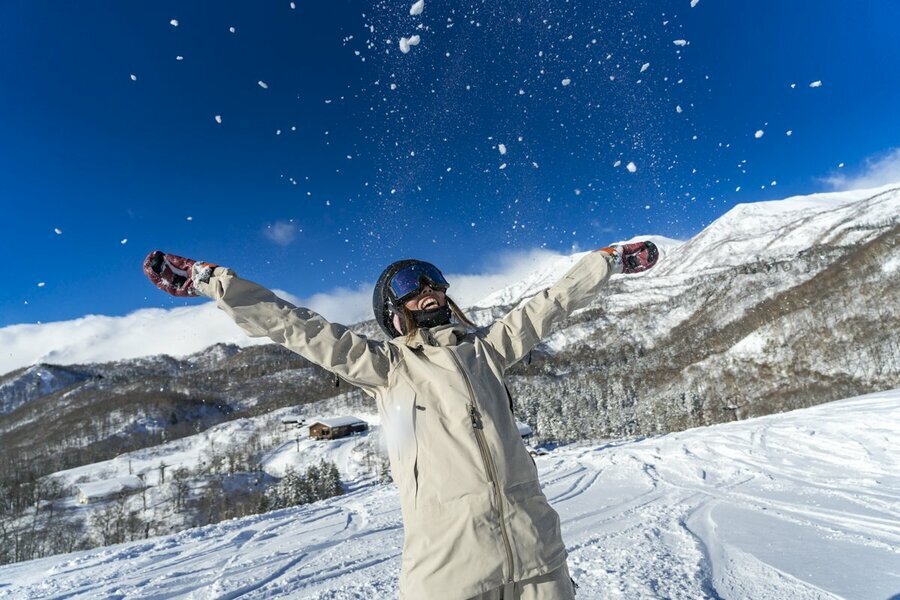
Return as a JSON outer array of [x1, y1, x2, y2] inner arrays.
[[143, 250, 216, 297], [599, 241, 659, 274]]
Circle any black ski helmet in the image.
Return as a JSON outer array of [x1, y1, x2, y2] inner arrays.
[[373, 259, 449, 338]]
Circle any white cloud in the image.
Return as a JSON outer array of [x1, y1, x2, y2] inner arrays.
[[821, 148, 900, 191], [263, 220, 297, 246], [0, 249, 575, 376], [0, 303, 268, 377]]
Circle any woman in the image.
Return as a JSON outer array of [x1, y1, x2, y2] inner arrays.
[[143, 241, 658, 600]]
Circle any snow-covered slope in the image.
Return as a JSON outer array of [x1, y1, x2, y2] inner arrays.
[[2, 388, 897, 599], [657, 184, 900, 276]]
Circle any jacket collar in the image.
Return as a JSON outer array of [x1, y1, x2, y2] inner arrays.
[[396, 323, 469, 349]]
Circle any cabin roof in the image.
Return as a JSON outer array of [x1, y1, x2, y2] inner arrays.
[[311, 416, 367, 428]]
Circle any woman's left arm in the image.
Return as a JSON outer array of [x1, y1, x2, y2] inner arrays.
[[480, 250, 615, 369]]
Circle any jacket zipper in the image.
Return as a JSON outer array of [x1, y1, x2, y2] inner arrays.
[[449, 352, 516, 583]]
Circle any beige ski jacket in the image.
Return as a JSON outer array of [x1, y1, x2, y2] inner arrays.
[[192, 250, 614, 599]]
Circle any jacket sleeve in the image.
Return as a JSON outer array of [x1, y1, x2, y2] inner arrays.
[[480, 250, 614, 370], [193, 267, 392, 394]]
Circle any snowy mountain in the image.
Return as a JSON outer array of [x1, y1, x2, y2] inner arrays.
[[1, 388, 897, 599], [1, 182, 897, 460], [0, 184, 897, 579]]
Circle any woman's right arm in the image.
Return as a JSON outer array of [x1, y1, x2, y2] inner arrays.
[[193, 265, 392, 394]]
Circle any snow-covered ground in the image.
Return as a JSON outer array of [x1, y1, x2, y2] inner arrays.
[[2, 388, 897, 599]]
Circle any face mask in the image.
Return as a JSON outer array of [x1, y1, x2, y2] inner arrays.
[[409, 304, 452, 330]]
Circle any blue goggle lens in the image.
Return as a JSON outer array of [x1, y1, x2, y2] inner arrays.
[[389, 262, 449, 303]]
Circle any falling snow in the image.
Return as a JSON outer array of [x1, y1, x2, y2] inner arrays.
[[399, 35, 421, 54]]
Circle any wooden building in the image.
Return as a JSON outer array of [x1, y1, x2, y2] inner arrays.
[[309, 416, 368, 440]]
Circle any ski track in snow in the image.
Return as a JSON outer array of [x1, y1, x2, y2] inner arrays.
[[1, 390, 899, 599]]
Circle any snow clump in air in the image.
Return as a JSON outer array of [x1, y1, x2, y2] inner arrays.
[[229, 26, 236, 33], [399, 35, 421, 54], [410, 0, 424, 16], [561, 78, 571, 86], [613, 160, 622, 168], [626, 162, 637, 173], [786, 130, 793, 136], [676, 105, 683, 113], [54, 228, 62, 235], [120, 239, 128, 245], [258, 81, 269, 89], [290, 2, 296, 9], [214, 115, 222, 124], [754, 130, 765, 139], [37, 282, 46, 287], [640, 63, 650, 73], [673, 40, 688, 47], [170, 19, 179, 27], [130, 74, 137, 81], [691, 0, 700, 6], [498, 144, 507, 155], [809, 80, 823, 88]]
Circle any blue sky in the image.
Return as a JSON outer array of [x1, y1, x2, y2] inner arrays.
[[2, 0, 899, 327]]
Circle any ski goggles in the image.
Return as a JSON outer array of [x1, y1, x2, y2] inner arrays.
[[389, 261, 449, 303]]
